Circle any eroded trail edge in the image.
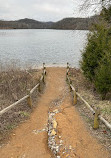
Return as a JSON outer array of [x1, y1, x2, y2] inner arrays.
[[0, 67, 110, 158]]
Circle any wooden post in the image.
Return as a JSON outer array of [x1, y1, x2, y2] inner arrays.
[[66, 63, 69, 75], [94, 108, 100, 129], [38, 81, 42, 92], [42, 73, 45, 84], [69, 84, 72, 92], [44, 68, 46, 75], [74, 90, 77, 105], [43, 63, 46, 75], [66, 74, 68, 81], [67, 62, 69, 69], [27, 89, 32, 108], [69, 80, 72, 92], [66, 70, 69, 77], [66, 63, 69, 81], [43, 63, 45, 69]]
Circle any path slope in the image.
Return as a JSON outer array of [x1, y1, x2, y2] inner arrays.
[[0, 67, 110, 158]]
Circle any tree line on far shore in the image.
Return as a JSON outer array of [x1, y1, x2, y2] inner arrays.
[[0, 17, 97, 30]]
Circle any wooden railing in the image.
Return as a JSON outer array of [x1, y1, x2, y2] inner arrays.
[[66, 63, 111, 131], [0, 63, 47, 117]]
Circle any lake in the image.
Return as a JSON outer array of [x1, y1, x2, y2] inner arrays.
[[0, 29, 88, 68]]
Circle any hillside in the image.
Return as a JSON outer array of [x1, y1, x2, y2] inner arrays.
[[0, 17, 97, 30], [16, 18, 54, 29], [0, 18, 53, 29], [51, 17, 97, 30]]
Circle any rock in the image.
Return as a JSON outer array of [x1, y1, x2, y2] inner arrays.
[[59, 136, 62, 139], [60, 140, 63, 144], [53, 120, 57, 129], [53, 109, 59, 114], [69, 145, 72, 150], [48, 109, 61, 157], [66, 154, 69, 157], [51, 129, 56, 136]]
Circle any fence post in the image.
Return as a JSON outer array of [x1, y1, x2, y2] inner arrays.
[[27, 89, 32, 108], [94, 108, 100, 129], [38, 80, 42, 92], [44, 67, 47, 75], [70, 85, 72, 92], [69, 84, 72, 92], [67, 62, 69, 69], [74, 90, 77, 105], [69, 79, 72, 92], [43, 62, 45, 68], [43, 63, 46, 75], [67, 63, 69, 75], [43, 63, 46, 71], [66, 63, 69, 81], [42, 73, 45, 84], [66, 73, 68, 82]]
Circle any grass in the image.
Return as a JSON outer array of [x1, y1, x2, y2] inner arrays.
[[0, 61, 43, 144], [20, 111, 30, 117], [6, 124, 16, 130], [80, 112, 93, 126], [0, 61, 42, 109], [101, 107, 111, 115], [69, 67, 111, 123]]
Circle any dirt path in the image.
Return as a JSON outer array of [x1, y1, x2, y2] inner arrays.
[[0, 67, 110, 158]]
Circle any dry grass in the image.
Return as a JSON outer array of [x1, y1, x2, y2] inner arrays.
[[0, 62, 42, 144], [69, 68, 111, 123], [0, 63, 42, 110]]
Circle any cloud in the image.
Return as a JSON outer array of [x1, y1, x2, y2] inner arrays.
[[0, 0, 95, 21]]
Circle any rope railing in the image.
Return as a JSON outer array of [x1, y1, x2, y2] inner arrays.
[[0, 63, 47, 117], [66, 63, 111, 131]]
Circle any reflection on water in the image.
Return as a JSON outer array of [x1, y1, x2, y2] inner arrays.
[[0, 29, 88, 68]]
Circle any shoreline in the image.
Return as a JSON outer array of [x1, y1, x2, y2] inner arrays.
[[0, 28, 89, 31]]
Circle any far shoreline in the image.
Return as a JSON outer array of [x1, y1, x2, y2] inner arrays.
[[0, 28, 89, 31]]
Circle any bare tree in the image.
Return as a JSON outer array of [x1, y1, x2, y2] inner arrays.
[[80, 0, 111, 13]]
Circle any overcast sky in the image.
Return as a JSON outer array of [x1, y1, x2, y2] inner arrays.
[[0, 0, 96, 21]]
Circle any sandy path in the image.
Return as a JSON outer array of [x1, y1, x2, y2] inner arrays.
[[55, 94, 110, 158], [0, 67, 110, 158]]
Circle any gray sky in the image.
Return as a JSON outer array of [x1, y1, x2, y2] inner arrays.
[[0, 0, 96, 21]]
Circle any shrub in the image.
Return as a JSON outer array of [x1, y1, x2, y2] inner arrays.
[[100, 6, 111, 22], [81, 22, 109, 81], [80, 20, 111, 99], [95, 55, 111, 99]]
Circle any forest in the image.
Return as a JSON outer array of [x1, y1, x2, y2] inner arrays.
[[0, 16, 97, 30]]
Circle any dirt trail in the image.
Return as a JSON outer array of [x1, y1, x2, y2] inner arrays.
[[0, 67, 110, 158]]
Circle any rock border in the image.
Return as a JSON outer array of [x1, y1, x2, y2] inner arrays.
[[48, 109, 61, 158]]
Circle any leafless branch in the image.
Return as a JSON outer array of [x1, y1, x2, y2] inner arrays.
[[80, 0, 111, 12]]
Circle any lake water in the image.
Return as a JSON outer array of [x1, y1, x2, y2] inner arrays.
[[0, 29, 88, 68]]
